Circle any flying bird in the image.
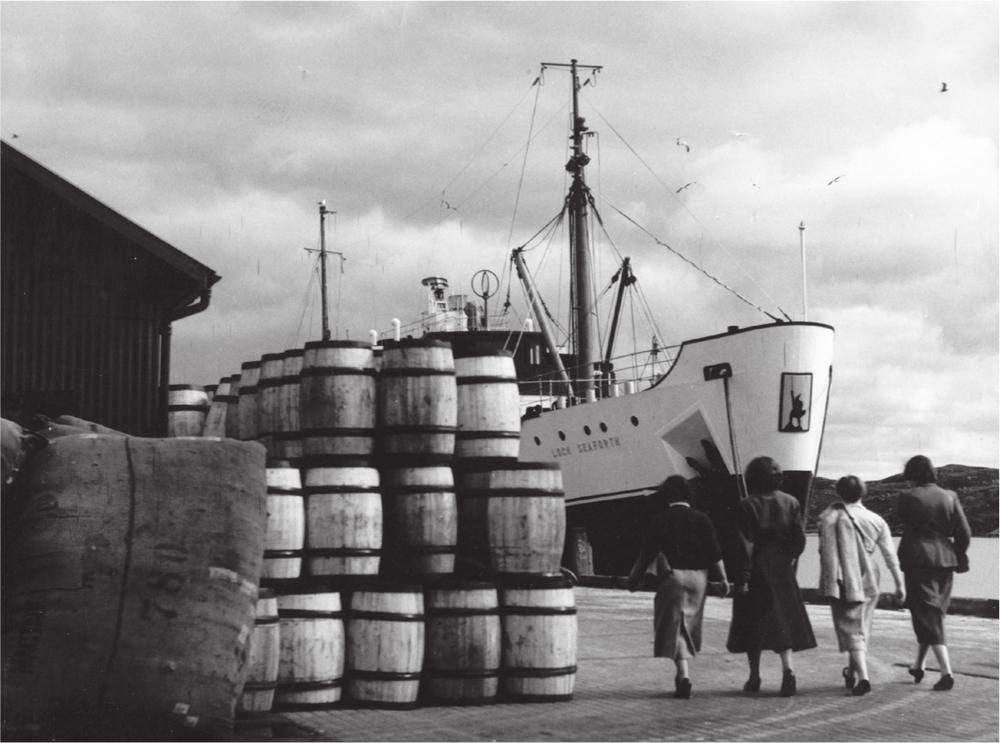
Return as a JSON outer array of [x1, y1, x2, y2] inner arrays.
[[675, 138, 690, 153], [441, 199, 458, 212], [675, 182, 696, 194], [940, 82, 948, 93], [826, 175, 845, 186]]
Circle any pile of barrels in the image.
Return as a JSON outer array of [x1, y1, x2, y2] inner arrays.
[[180, 338, 577, 711]]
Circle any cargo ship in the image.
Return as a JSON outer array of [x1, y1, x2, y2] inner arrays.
[[365, 60, 835, 575]]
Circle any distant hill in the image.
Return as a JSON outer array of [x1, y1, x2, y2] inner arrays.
[[806, 464, 998, 537]]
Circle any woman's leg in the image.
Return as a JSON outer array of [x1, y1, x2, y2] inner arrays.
[[779, 648, 794, 674], [849, 649, 869, 681], [930, 644, 952, 675], [674, 657, 690, 680], [914, 643, 929, 670]]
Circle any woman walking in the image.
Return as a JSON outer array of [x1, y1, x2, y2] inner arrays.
[[634, 475, 729, 699], [727, 456, 816, 696], [897, 455, 971, 691], [818, 475, 904, 695]]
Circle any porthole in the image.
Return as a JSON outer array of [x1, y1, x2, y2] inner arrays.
[[599, 422, 608, 433], [533, 436, 541, 446], [630, 415, 639, 427], [583, 425, 592, 436], [558, 431, 566, 441]]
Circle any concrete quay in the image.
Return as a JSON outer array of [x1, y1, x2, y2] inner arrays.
[[249, 586, 999, 742]]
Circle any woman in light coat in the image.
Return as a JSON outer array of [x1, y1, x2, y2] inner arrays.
[[818, 475, 904, 695]]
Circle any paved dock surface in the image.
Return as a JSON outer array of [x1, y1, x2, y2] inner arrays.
[[255, 587, 999, 742]]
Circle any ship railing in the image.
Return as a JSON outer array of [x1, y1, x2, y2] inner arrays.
[[520, 343, 679, 413]]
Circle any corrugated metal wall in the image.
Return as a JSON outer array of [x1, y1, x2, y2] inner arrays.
[[2, 155, 196, 436]]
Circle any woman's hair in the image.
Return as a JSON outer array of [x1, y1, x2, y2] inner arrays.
[[658, 474, 692, 504], [744, 456, 783, 494], [903, 455, 937, 485], [835, 475, 866, 503]]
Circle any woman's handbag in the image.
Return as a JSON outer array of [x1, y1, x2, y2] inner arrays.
[[627, 550, 672, 592]]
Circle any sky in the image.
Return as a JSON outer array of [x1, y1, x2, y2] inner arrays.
[[2, 1, 997, 480]]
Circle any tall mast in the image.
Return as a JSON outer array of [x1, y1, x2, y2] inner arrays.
[[318, 201, 333, 340], [542, 58, 602, 398]]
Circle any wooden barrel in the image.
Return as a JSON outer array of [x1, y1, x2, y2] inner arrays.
[[204, 384, 218, 402], [256, 352, 287, 456], [453, 460, 493, 576], [380, 465, 457, 578], [263, 463, 305, 580], [378, 339, 457, 464], [299, 340, 377, 461], [454, 350, 521, 460], [1, 435, 267, 741], [423, 580, 501, 704], [499, 573, 577, 702], [302, 458, 382, 581], [224, 372, 243, 439], [167, 383, 209, 437], [238, 360, 262, 441], [202, 375, 234, 438], [458, 459, 565, 575], [274, 347, 305, 464], [237, 589, 281, 713], [274, 586, 345, 709], [346, 585, 425, 708]]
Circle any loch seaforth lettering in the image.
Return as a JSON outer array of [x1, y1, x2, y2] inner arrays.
[[552, 435, 622, 458]]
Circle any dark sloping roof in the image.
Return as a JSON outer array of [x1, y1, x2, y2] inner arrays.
[[1, 140, 220, 289]]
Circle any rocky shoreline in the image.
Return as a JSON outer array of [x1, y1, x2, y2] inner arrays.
[[806, 464, 998, 537]]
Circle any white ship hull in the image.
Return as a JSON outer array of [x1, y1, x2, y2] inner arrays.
[[518, 321, 834, 567]]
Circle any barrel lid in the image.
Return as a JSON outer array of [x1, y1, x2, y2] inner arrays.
[[228, 373, 242, 382], [283, 347, 305, 357], [241, 360, 262, 370], [168, 383, 204, 390], [261, 352, 284, 362], [304, 339, 373, 350]]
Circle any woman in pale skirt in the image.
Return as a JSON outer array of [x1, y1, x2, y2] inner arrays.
[[818, 475, 904, 695], [640, 476, 728, 699]]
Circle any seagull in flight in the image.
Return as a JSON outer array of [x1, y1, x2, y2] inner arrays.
[[441, 199, 458, 212], [675, 182, 697, 194], [940, 82, 948, 93], [826, 174, 845, 186], [675, 137, 690, 153]]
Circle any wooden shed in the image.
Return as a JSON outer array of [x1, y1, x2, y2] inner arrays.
[[1, 141, 221, 435]]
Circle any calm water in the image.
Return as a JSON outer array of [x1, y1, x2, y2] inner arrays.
[[797, 535, 998, 600]]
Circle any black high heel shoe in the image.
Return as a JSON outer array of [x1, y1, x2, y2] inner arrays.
[[743, 675, 761, 693], [851, 679, 871, 696], [908, 667, 925, 684], [842, 666, 856, 690], [674, 677, 692, 699], [932, 674, 954, 691], [780, 670, 797, 697]]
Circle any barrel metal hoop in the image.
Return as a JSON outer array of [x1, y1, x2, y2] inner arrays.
[[456, 376, 517, 385], [266, 487, 303, 495], [498, 606, 577, 616], [382, 425, 457, 434], [239, 388, 258, 395], [306, 548, 381, 557], [242, 681, 279, 692], [301, 427, 376, 437], [301, 366, 377, 378], [349, 611, 425, 622], [501, 665, 577, 678], [253, 616, 281, 626], [167, 404, 210, 412], [304, 486, 381, 495], [423, 668, 501, 679], [455, 431, 521, 440], [263, 549, 304, 558], [278, 678, 344, 691], [426, 607, 499, 617], [257, 379, 284, 388], [393, 545, 456, 555], [381, 486, 455, 495], [347, 669, 423, 680], [278, 609, 345, 619], [471, 488, 565, 499], [379, 368, 456, 378]]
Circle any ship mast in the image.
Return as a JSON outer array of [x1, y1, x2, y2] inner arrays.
[[556, 59, 600, 398], [318, 201, 333, 340]]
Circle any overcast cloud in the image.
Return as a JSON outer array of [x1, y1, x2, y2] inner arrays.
[[2, 1, 997, 480]]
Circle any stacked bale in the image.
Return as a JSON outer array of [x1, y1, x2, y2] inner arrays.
[[1, 435, 268, 740]]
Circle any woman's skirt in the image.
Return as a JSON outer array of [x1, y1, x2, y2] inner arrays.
[[904, 567, 953, 644], [831, 594, 877, 653], [654, 568, 708, 659]]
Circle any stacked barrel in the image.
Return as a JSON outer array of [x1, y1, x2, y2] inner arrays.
[[182, 338, 574, 711]]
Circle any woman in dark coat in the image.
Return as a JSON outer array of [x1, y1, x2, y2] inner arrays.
[[639, 475, 729, 699], [726, 456, 816, 696], [897, 455, 971, 691]]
